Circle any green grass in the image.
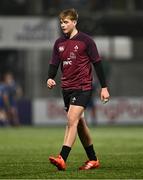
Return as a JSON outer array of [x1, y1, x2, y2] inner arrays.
[[0, 126, 143, 179]]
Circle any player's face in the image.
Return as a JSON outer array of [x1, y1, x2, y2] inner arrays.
[[60, 17, 76, 34]]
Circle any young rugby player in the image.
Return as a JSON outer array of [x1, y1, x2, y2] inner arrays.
[[47, 8, 110, 170]]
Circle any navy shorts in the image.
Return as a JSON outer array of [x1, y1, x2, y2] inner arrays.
[[62, 89, 92, 112]]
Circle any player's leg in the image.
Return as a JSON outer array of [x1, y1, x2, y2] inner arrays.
[[60, 108, 82, 165], [62, 89, 99, 170], [49, 105, 84, 170], [77, 116, 100, 170], [49, 90, 83, 170], [63, 125, 68, 145], [77, 116, 92, 147], [64, 105, 84, 146], [49, 89, 97, 170], [62, 90, 71, 147]]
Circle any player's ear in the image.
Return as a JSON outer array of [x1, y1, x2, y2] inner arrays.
[[73, 20, 77, 26]]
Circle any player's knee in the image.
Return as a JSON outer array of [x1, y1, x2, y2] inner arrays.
[[67, 114, 78, 128]]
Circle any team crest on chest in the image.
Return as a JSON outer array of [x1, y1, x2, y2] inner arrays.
[[74, 45, 78, 52], [59, 46, 65, 52]]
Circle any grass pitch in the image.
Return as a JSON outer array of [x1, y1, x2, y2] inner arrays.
[[0, 126, 143, 179]]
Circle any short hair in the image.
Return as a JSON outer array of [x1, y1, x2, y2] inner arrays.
[[59, 8, 78, 21]]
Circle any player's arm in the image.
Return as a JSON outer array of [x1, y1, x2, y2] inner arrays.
[[93, 61, 110, 103], [47, 39, 60, 89], [86, 37, 110, 102], [47, 64, 58, 89]]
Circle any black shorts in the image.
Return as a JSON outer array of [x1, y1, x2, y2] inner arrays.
[[62, 89, 92, 112]]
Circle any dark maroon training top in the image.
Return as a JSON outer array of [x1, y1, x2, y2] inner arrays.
[[50, 32, 101, 90]]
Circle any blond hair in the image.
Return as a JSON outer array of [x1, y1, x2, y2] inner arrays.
[[59, 8, 78, 21]]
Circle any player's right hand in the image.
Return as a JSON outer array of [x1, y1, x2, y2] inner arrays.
[[47, 78, 56, 89]]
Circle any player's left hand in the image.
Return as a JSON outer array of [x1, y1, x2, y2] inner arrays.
[[100, 87, 110, 103]]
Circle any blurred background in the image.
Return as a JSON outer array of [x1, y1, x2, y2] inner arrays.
[[0, 0, 143, 126]]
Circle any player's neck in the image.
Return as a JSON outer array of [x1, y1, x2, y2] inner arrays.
[[69, 28, 78, 39]]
